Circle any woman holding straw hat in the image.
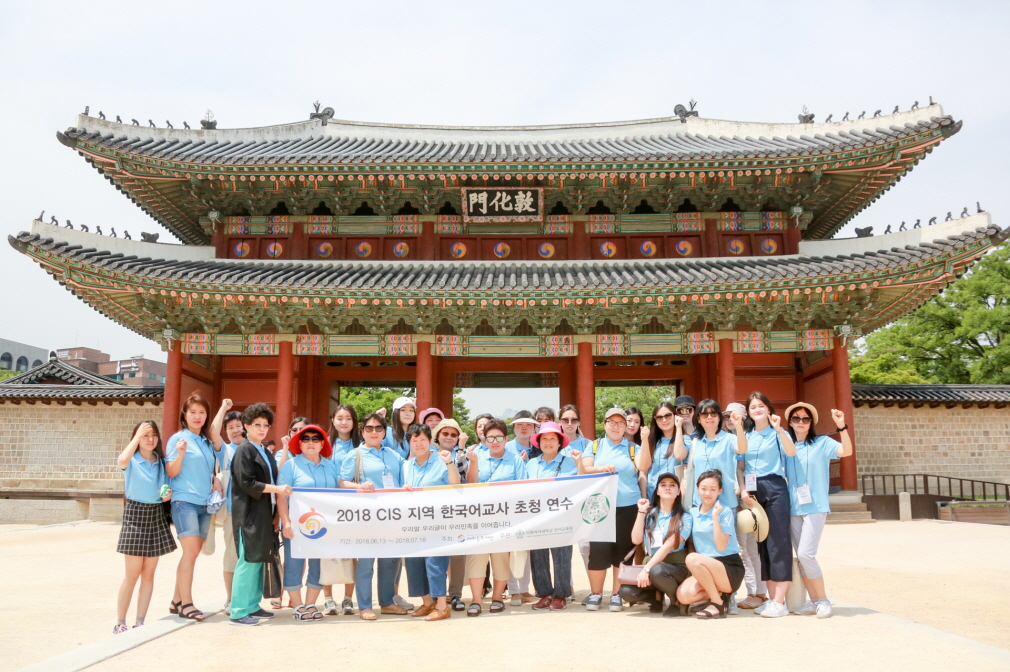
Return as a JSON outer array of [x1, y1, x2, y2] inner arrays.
[[784, 402, 852, 618]]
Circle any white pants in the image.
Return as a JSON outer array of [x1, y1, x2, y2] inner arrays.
[[790, 513, 827, 580], [739, 530, 766, 595], [507, 554, 531, 594]]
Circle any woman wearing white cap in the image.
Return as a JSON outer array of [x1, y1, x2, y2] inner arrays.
[[383, 397, 416, 460], [784, 402, 851, 618], [581, 407, 643, 612]]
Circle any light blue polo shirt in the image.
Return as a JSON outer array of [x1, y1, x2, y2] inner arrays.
[[382, 433, 410, 460], [646, 436, 682, 500], [566, 436, 589, 454], [504, 439, 533, 458], [404, 454, 451, 488], [689, 505, 740, 557], [340, 446, 404, 488], [166, 428, 220, 505], [476, 449, 529, 483], [252, 442, 275, 485], [743, 426, 787, 479], [330, 437, 355, 465], [122, 452, 168, 504], [279, 454, 339, 489], [527, 452, 579, 479], [788, 435, 841, 515], [686, 431, 739, 508], [645, 509, 693, 555], [586, 436, 639, 507]]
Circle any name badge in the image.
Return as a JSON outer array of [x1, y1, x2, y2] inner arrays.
[[745, 473, 757, 492], [381, 472, 395, 489], [796, 484, 812, 505], [651, 529, 665, 552]]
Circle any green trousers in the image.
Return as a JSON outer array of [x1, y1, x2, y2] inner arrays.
[[231, 531, 264, 619]]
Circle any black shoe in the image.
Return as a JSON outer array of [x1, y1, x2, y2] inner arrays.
[[451, 596, 466, 611], [664, 604, 685, 618], [250, 608, 275, 619], [649, 599, 664, 614]]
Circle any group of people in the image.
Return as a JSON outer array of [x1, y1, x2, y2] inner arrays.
[[114, 391, 851, 630]]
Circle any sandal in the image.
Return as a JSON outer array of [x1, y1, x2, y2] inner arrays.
[[489, 600, 505, 613], [169, 600, 181, 615], [304, 605, 324, 620], [292, 605, 320, 621], [696, 594, 730, 620], [178, 603, 205, 621], [738, 594, 766, 609], [467, 603, 482, 617]]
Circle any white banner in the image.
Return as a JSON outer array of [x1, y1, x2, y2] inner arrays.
[[289, 473, 618, 558]]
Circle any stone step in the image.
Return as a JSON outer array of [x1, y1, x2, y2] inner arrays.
[[828, 491, 864, 505], [826, 511, 876, 524], [830, 503, 868, 513]]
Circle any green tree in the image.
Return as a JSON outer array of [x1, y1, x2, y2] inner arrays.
[[337, 386, 474, 437], [593, 385, 678, 437], [849, 242, 1010, 384], [0, 370, 15, 382]]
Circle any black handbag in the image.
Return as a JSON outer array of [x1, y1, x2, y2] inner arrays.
[[262, 534, 282, 599]]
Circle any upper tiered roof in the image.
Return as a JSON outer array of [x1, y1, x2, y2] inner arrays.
[[57, 105, 961, 244]]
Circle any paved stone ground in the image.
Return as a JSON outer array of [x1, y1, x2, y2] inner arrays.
[[4, 520, 1009, 672]]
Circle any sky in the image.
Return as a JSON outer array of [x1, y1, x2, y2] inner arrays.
[[1, 1, 1007, 415]]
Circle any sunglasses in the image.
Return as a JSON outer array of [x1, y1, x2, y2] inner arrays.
[[362, 425, 385, 433], [300, 435, 324, 443], [698, 411, 720, 418], [485, 435, 506, 443], [654, 412, 674, 421], [560, 417, 580, 424], [675, 407, 693, 415], [790, 416, 812, 424]]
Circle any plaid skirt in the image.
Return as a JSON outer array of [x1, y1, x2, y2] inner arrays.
[[117, 499, 177, 557]]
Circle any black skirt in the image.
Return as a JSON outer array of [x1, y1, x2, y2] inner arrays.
[[715, 553, 745, 593], [117, 499, 177, 557]]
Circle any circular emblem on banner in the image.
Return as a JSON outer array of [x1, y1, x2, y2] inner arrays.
[[728, 238, 745, 255], [450, 242, 467, 258], [515, 530, 525, 540], [675, 240, 693, 256], [393, 242, 409, 257], [266, 242, 283, 258], [640, 240, 657, 257], [297, 508, 328, 539], [233, 241, 250, 258], [316, 241, 333, 258], [581, 493, 611, 524], [760, 238, 778, 254], [493, 241, 510, 259], [355, 241, 372, 257], [538, 242, 556, 259], [599, 241, 617, 258]]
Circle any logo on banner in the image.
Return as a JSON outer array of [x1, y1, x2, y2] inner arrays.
[[581, 494, 611, 524], [298, 508, 328, 539]]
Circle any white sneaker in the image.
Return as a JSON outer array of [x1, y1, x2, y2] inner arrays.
[[323, 597, 338, 615], [754, 599, 771, 615], [759, 600, 789, 618], [393, 595, 415, 611], [795, 599, 816, 615], [609, 594, 624, 612], [510, 594, 522, 606], [727, 595, 740, 615], [815, 599, 833, 619], [223, 602, 231, 616]]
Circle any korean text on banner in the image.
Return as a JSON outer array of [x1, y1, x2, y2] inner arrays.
[[289, 473, 618, 559]]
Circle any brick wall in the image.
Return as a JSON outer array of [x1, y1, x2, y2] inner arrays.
[[0, 402, 161, 492], [854, 405, 1010, 485]]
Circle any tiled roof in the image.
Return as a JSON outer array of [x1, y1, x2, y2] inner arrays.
[[852, 384, 1010, 406], [58, 108, 960, 165], [10, 218, 1002, 292], [2, 357, 120, 386], [0, 357, 163, 400]]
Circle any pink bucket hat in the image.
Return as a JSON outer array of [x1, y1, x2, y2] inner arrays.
[[530, 421, 570, 450]]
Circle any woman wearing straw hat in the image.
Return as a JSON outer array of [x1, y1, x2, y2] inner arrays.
[[784, 402, 852, 618], [505, 412, 539, 603], [277, 424, 339, 621], [620, 472, 692, 617], [402, 424, 460, 621], [526, 421, 585, 611]]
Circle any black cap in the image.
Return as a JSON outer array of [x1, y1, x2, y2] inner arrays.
[[674, 395, 696, 408]]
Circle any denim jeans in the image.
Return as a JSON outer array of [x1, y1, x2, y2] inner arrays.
[[530, 546, 573, 598], [170, 500, 211, 539], [404, 556, 450, 598], [282, 537, 321, 592], [355, 557, 401, 609]]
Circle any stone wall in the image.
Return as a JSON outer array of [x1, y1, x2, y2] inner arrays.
[[854, 405, 1010, 485], [0, 402, 161, 492]]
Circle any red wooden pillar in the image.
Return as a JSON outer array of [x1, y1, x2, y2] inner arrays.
[[558, 359, 576, 408], [717, 338, 736, 406], [162, 341, 183, 437], [416, 341, 433, 412], [832, 337, 857, 491], [276, 341, 294, 437], [576, 342, 596, 439]]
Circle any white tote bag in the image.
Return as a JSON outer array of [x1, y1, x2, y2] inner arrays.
[[319, 558, 356, 585], [786, 558, 808, 613]]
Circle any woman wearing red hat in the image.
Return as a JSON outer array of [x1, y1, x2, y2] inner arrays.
[[277, 424, 340, 621]]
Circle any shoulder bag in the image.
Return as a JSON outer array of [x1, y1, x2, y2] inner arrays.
[[262, 533, 283, 599], [681, 437, 698, 509], [617, 546, 646, 585]]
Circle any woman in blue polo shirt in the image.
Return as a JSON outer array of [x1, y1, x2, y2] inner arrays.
[[676, 469, 744, 619], [637, 401, 680, 500], [620, 472, 693, 617], [321, 403, 361, 616], [731, 392, 797, 619], [165, 393, 224, 622], [674, 399, 739, 510], [277, 424, 340, 622], [785, 403, 852, 619], [209, 407, 244, 616], [339, 413, 405, 621], [558, 404, 589, 454], [581, 407, 643, 613], [114, 420, 175, 634], [402, 424, 460, 622], [463, 418, 528, 616], [526, 421, 585, 612], [383, 396, 416, 459]]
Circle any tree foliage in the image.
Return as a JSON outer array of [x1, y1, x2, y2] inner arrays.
[[850, 242, 1010, 384], [593, 385, 678, 436], [337, 386, 473, 438], [0, 370, 15, 382]]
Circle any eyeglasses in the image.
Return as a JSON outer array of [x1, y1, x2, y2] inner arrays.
[[248, 422, 271, 430], [675, 407, 693, 415], [485, 435, 506, 443], [790, 416, 812, 425], [605, 420, 627, 428], [560, 417, 580, 424], [362, 425, 385, 433], [300, 436, 323, 443], [654, 412, 674, 421], [698, 411, 720, 418]]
